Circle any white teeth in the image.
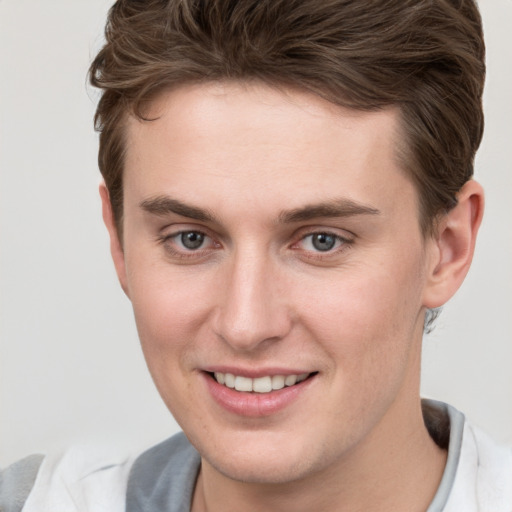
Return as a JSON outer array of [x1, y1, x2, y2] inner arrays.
[[234, 376, 253, 392], [224, 373, 235, 388], [271, 375, 285, 390], [213, 372, 310, 393], [284, 375, 297, 386], [253, 376, 272, 393]]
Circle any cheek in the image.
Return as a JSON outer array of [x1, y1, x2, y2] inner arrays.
[[297, 267, 425, 438], [302, 269, 421, 335], [125, 254, 215, 373], [298, 258, 425, 380], [126, 271, 211, 421]]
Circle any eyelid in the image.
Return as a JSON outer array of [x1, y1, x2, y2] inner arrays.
[[158, 222, 218, 241], [156, 225, 222, 259], [292, 225, 355, 243], [299, 232, 350, 247], [290, 227, 355, 258]]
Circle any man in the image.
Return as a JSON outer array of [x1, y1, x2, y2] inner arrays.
[[1, 0, 510, 511]]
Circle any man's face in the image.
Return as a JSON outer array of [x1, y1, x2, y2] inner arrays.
[[115, 82, 436, 483]]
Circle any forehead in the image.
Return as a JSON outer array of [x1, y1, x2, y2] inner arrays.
[[123, 82, 417, 224]]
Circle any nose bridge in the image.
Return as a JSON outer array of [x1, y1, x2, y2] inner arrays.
[[215, 243, 290, 351]]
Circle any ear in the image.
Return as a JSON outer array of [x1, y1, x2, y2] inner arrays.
[[99, 182, 130, 297], [423, 180, 484, 309]]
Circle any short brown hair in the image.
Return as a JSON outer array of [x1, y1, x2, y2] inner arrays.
[[89, 0, 485, 236]]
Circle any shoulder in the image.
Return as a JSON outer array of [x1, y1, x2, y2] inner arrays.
[[0, 432, 199, 512], [1, 444, 134, 512], [422, 399, 512, 511], [466, 422, 512, 509], [442, 403, 512, 511]]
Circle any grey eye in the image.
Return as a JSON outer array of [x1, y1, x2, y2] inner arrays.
[[311, 233, 337, 251], [180, 231, 205, 250]]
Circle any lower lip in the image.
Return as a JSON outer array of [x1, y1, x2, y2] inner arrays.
[[203, 373, 315, 417]]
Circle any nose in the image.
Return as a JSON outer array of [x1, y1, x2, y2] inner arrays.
[[213, 247, 292, 352]]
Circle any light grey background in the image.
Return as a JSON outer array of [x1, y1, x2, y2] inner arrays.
[[1, 0, 511, 467]]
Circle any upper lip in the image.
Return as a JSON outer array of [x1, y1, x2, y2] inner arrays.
[[201, 366, 314, 378]]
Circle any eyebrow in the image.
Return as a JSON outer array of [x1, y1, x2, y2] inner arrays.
[[140, 196, 217, 223], [278, 199, 380, 223], [140, 195, 380, 224]]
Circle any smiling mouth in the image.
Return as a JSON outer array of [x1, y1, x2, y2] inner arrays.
[[209, 372, 316, 393]]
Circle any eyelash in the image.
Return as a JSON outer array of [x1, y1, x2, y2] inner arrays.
[[156, 229, 353, 261], [293, 231, 353, 259], [156, 230, 218, 260]]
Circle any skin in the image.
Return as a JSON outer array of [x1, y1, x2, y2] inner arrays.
[[101, 82, 484, 511]]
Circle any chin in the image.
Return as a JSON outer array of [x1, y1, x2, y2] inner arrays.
[[210, 452, 316, 485], [191, 428, 332, 485]]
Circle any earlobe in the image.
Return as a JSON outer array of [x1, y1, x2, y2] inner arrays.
[[423, 180, 484, 309], [99, 183, 130, 297]]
